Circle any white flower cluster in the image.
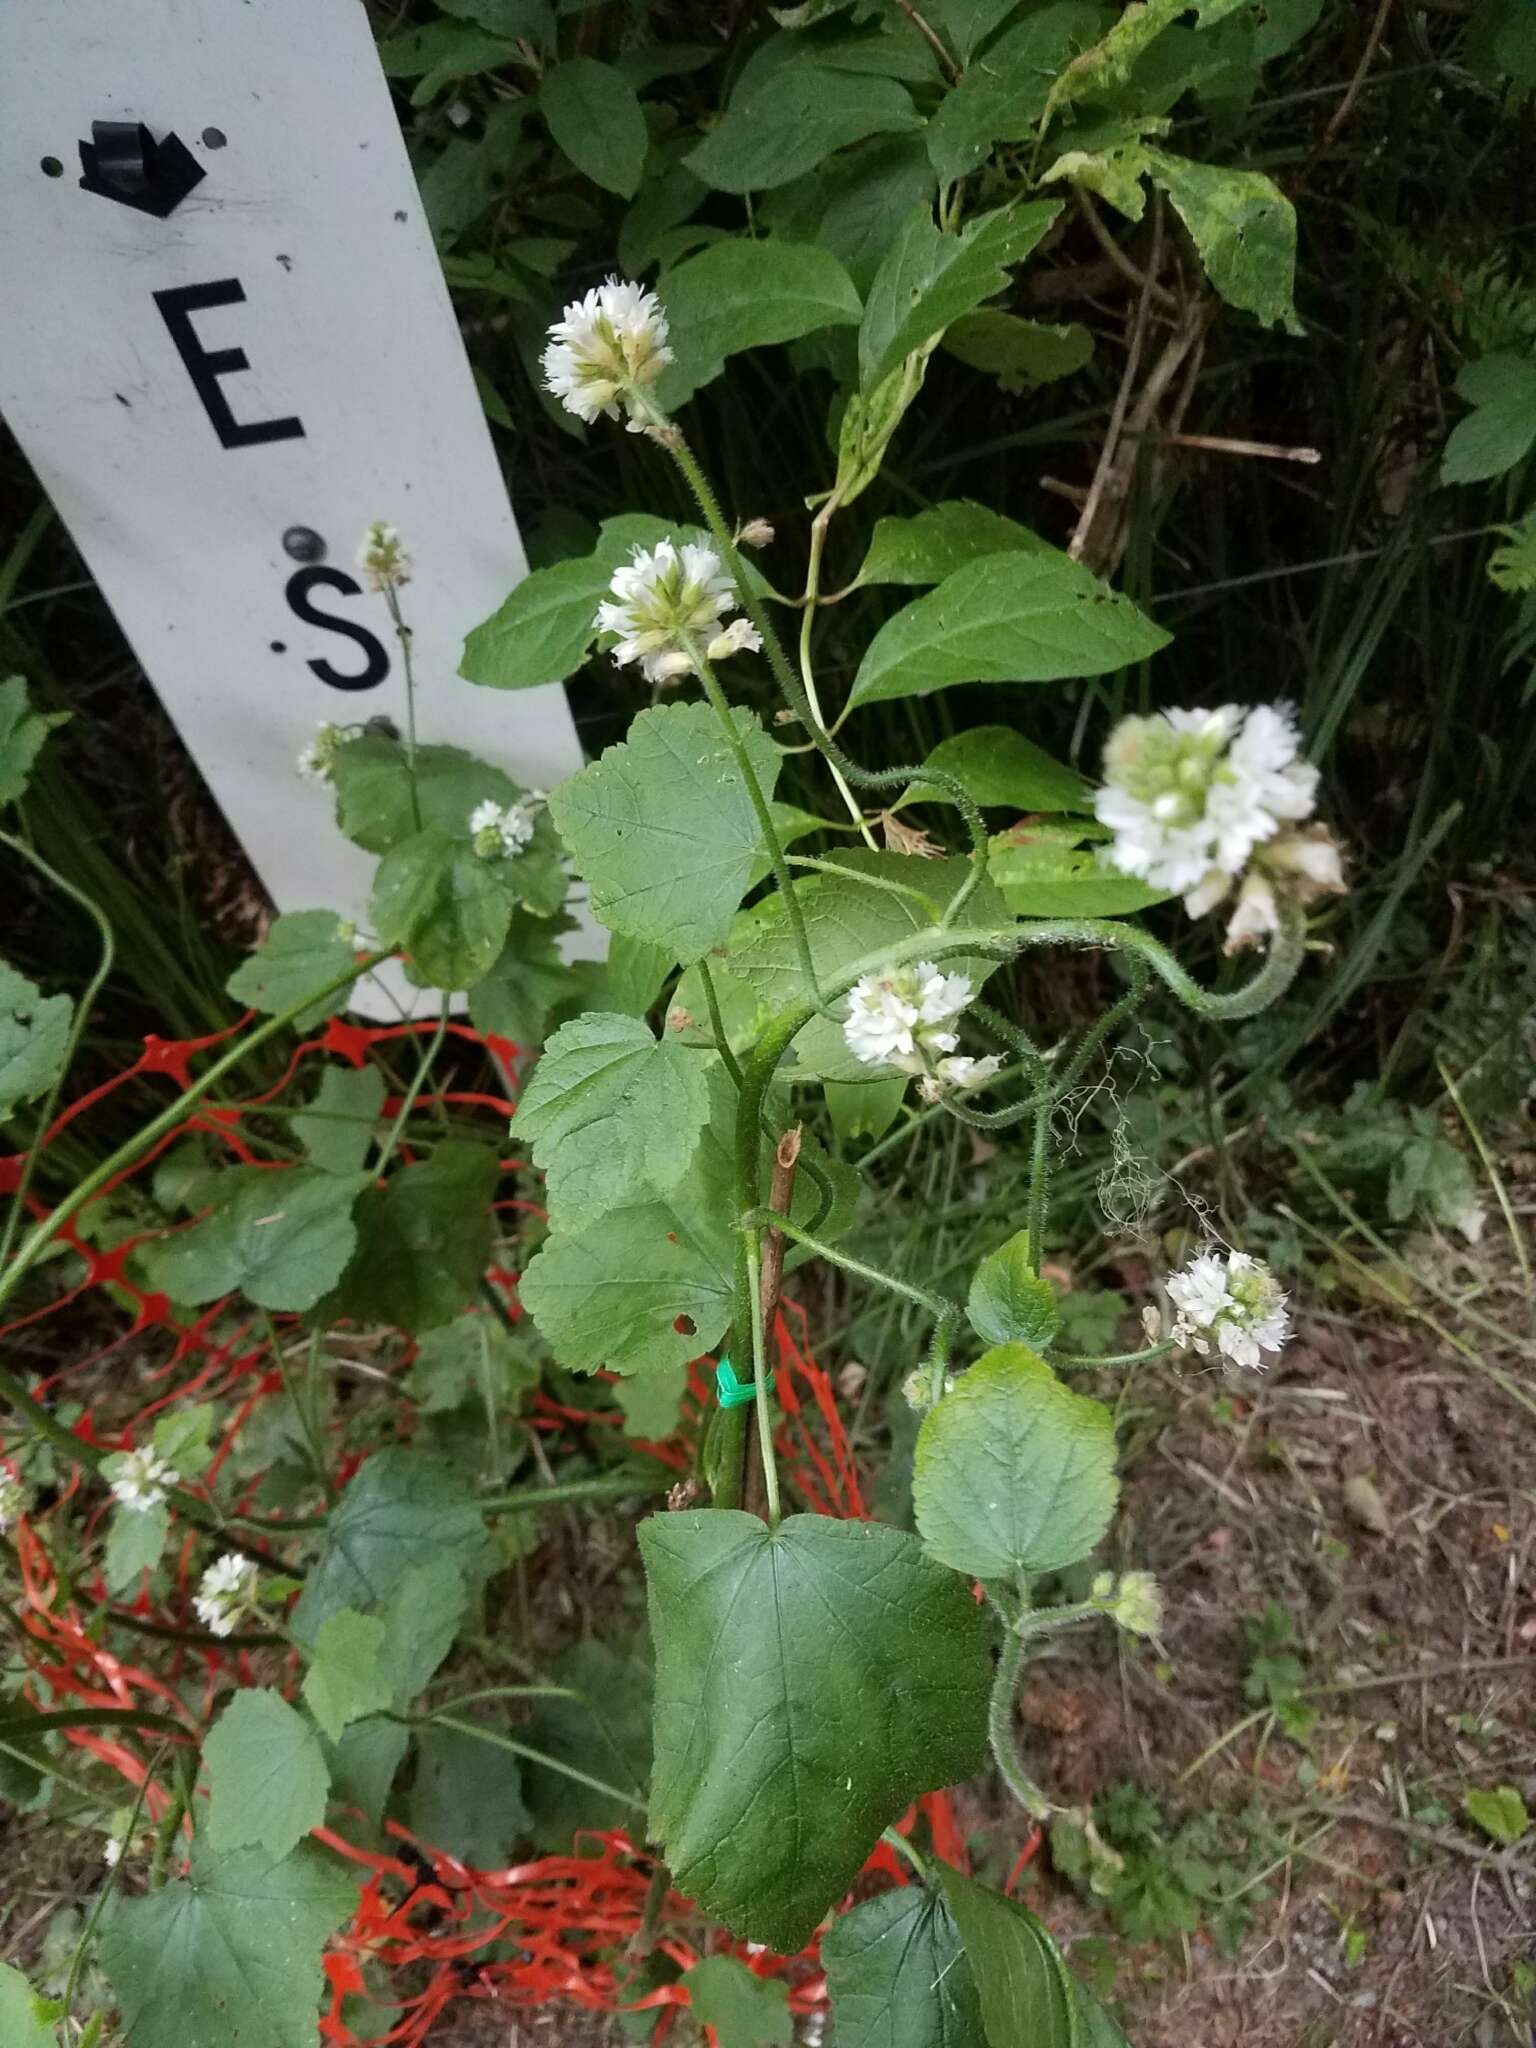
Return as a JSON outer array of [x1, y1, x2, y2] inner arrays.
[[843, 962, 1003, 1101], [1167, 1249, 1291, 1371], [595, 539, 761, 683], [357, 521, 411, 594], [192, 1552, 258, 1638], [0, 1472, 27, 1531], [542, 278, 673, 431], [469, 793, 542, 861], [297, 720, 346, 786], [108, 1446, 177, 1513], [1095, 704, 1343, 951]]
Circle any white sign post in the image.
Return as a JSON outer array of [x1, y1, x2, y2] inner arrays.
[[0, 0, 592, 1017]]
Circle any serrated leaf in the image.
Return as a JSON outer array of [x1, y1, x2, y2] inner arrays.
[[324, 1139, 498, 1335], [605, 933, 676, 1018], [914, 1344, 1119, 1579], [1146, 149, 1300, 332], [406, 1311, 539, 1415], [0, 676, 67, 807], [303, 1610, 392, 1742], [98, 1838, 357, 2048], [642, 1511, 991, 1950], [860, 202, 1061, 392], [0, 1961, 58, 2048], [1464, 1784, 1529, 1845], [293, 1063, 387, 1176], [291, 1447, 495, 1645], [225, 911, 361, 1030], [541, 58, 647, 196], [152, 1401, 217, 1477], [616, 1370, 685, 1440], [687, 64, 921, 193], [331, 736, 524, 856], [1442, 352, 1536, 485], [204, 1689, 330, 1860], [548, 701, 782, 963], [516, 1012, 714, 1230], [790, 134, 938, 296], [988, 820, 1168, 917], [682, 1955, 793, 2048], [522, 1639, 653, 1848], [104, 1502, 169, 1594], [905, 726, 1091, 813], [384, 1555, 473, 1703], [0, 961, 71, 1124], [849, 549, 1169, 711], [856, 502, 1051, 588], [655, 239, 862, 408], [408, 1720, 530, 1866], [137, 1166, 368, 1313], [926, 3, 1111, 183], [468, 907, 586, 1044], [371, 826, 539, 992], [326, 1717, 410, 1832], [822, 1884, 987, 2048], [967, 1231, 1061, 1348]]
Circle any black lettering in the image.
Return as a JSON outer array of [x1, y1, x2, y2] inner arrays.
[[152, 279, 305, 449], [285, 568, 391, 691]]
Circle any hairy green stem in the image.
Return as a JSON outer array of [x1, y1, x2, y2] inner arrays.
[[696, 958, 745, 1087], [988, 1626, 1052, 1822], [374, 1001, 450, 1174], [475, 1471, 670, 1512], [382, 584, 424, 833]]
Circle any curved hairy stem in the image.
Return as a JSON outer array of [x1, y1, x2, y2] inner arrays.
[[988, 1623, 1052, 1821]]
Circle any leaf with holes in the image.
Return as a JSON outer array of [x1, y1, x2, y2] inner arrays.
[[914, 1344, 1119, 1579], [204, 1689, 330, 1860], [549, 701, 782, 963], [1146, 150, 1300, 333], [642, 1511, 991, 1950], [822, 1884, 987, 2048], [98, 1838, 357, 2048], [136, 1166, 369, 1313], [516, 1012, 714, 1231]]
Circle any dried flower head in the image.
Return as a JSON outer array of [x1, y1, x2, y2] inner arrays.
[[595, 539, 741, 683], [297, 721, 345, 786], [542, 278, 673, 430], [357, 522, 412, 594], [108, 1445, 177, 1513], [1167, 1249, 1291, 1371], [193, 1552, 258, 1638], [735, 518, 775, 549]]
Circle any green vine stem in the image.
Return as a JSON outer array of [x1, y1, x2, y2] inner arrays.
[[988, 1624, 1052, 1822]]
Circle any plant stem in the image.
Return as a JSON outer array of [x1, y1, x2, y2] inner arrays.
[[383, 584, 424, 833], [1053, 1341, 1174, 1369], [744, 1233, 782, 1527], [374, 1001, 449, 1173], [64, 1745, 164, 2028], [753, 1210, 961, 1361], [264, 1310, 330, 1493], [800, 501, 879, 846], [420, 1712, 646, 1811], [1025, 1103, 1051, 1277], [474, 1472, 670, 1512], [696, 958, 744, 1087], [988, 1626, 1052, 1822]]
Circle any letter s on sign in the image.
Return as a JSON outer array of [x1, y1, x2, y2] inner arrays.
[[285, 568, 391, 691]]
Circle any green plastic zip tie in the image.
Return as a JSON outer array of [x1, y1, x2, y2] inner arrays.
[[714, 1355, 756, 1408]]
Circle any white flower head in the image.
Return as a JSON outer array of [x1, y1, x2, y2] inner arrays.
[[103, 1834, 124, 1870], [1167, 1248, 1291, 1371], [357, 522, 412, 594], [192, 1552, 258, 1638], [595, 539, 740, 683], [108, 1446, 177, 1513], [1096, 703, 1318, 903], [706, 617, 763, 664], [542, 277, 673, 430], [918, 1053, 1006, 1103], [844, 960, 973, 1072], [297, 721, 345, 786], [0, 1472, 27, 1531], [469, 795, 539, 861]]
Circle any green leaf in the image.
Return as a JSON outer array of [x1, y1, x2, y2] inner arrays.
[[291, 1447, 495, 1645], [926, 3, 1111, 183], [641, 1510, 991, 1950], [914, 1345, 1119, 1580], [686, 65, 921, 193], [791, 134, 938, 297], [655, 239, 862, 409], [824, 1074, 907, 1143], [225, 911, 361, 1030], [849, 548, 1169, 711], [681, 1956, 793, 2048], [302, 1610, 392, 1742], [437, 0, 554, 41], [408, 1720, 530, 1865], [905, 727, 1091, 813], [204, 1689, 330, 1860], [616, 1370, 685, 1440], [406, 1311, 538, 1415], [1042, 136, 1154, 222], [0, 1961, 58, 2048], [98, 1838, 357, 2048], [137, 1166, 368, 1313], [325, 1139, 498, 1335], [855, 502, 1051, 588], [384, 1556, 473, 1703], [369, 829, 513, 991], [0, 676, 67, 807], [1469, 0, 1536, 85], [921, 0, 1025, 64], [152, 1402, 217, 1477], [605, 933, 676, 1018], [521, 1639, 653, 1848], [541, 58, 646, 195], [988, 820, 1168, 917], [822, 1884, 987, 2048], [0, 961, 71, 1124], [1442, 352, 1536, 485], [938, 1869, 1077, 2048], [516, 1012, 714, 1231], [860, 202, 1061, 392], [468, 908, 585, 1045], [1145, 150, 1300, 332], [968, 1231, 1061, 1348], [326, 1718, 410, 1833], [331, 735, 526, 855], [293, 1063, 386, 1176], [548, 701, 782, 963], [1464, 1784, 1529, 1845], [104, 1503, 169, 1594], [943, 310, 1094, 389]]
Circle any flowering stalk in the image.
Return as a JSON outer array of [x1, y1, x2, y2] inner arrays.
[[359, 522, 421, 831]]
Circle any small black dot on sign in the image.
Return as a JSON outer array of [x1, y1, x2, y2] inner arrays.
[[201, 127, 227, 150], [393, 209, 407, 223], [114, 392, 131, 408], [40, 156, 63, 178], [269, 640, 287, 654]]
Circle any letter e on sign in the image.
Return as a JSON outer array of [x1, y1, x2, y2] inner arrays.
[[0, 0, 593, 1015]]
